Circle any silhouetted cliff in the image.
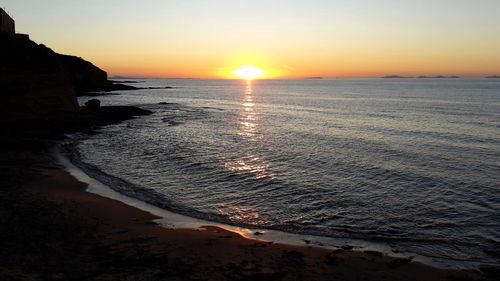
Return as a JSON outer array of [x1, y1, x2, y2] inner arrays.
[[0, 33, 150, 134], [0, 33, 80, 121], [57, 53, 108, 94], [0, 33, 115, 117]]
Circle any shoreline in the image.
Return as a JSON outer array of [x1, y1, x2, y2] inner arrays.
[[1, 137, 497, 280], [58, 138, 470, 270], [0, 105, 496, 280]]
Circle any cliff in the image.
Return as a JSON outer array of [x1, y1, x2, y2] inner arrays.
[[0, 33, 114, 121], [0, 33, 150, 135], [57, 53, 108, 94], [0, 33, 80, 121]]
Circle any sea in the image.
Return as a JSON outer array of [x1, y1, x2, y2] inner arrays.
[[74, 78, 500, 268]]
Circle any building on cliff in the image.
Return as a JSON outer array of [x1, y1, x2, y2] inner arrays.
[[0, 8, 15, 33]]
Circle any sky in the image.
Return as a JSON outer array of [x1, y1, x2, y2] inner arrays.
[[2, 0, 500, 78]]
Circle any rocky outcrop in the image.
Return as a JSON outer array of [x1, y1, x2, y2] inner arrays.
[[57, 54, 108, 95], [0, 33, 151, 134], [0, 33, 130, 119], [0, 33, 80, 121], [84, 99, 101, 110]]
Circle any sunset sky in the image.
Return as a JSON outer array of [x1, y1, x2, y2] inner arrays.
[[3, 0, 500, 78]]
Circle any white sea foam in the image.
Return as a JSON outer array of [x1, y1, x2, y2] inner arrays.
[[53, 144, 457, 269]]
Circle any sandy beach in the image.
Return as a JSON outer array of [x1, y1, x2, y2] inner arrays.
[[1, 136, 496, 281], [2, 9, 499, 279]]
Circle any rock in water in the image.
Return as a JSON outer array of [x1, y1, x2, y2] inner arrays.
[[84, 99, 101, 111]]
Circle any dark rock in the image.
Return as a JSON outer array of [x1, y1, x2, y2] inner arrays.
[[143, 86, 173, 89], [254, 231, 264, 235], [79, 106, 152, 128], [84, 99, 101, 110], [78, 91, 120, 97], [110, 80, 143, 83], [76, 82, 174, 96], [100, 82, 139, 92]]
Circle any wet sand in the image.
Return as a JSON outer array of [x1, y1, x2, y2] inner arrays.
[[1, 139, 497, 280]]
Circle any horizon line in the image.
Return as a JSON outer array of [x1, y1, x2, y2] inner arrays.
[[109, 76, 500, 80]]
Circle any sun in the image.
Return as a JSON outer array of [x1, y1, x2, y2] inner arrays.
[[231, 66, 267, 80]]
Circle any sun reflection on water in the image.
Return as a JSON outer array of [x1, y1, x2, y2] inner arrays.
[[224, 81, 273, 180], [224, 158, 270, 180], [217, 203, 271, 226], [238, 82, 259, 139]]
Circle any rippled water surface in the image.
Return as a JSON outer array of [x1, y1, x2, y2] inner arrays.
[[77, 79, 500, 266]]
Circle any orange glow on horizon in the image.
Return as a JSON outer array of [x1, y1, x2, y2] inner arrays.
[[85, 44, 500, 79], [97, 49, 500, 79], [89, 45, 499, 79], [5, 1, 498, 79]]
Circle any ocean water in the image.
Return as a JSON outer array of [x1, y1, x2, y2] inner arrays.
[[76, 78, 500, 266]]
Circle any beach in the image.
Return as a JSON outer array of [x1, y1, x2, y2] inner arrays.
[[1, 135, 496, 280], [2, 6, 499, 278]]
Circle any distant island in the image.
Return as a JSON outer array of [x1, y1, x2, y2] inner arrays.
[[485, 75, 500, 78], [382, 75, 461, 79], [304, 77, 324, 79], [418, 75, 460, 78], [381, 75, 411, 78]]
